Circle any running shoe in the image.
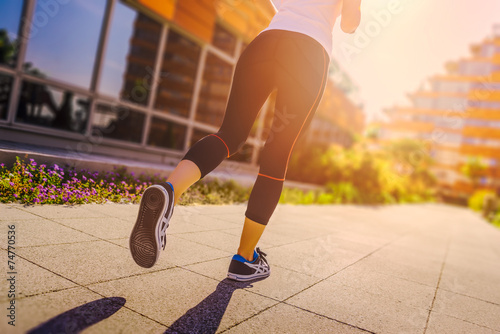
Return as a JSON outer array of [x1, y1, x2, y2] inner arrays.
[[227, 248, 270, 281], [130, 182, 174, 268]]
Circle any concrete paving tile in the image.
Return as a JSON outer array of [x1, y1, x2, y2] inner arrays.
[[175, 230, 243, 254], [426, 312, 500, 334], [0, 249, 76, 302], [88, 268, 278, 332], [80, 305, 166, 334], [84, 202, 140, 219], [187, 213, 243, 229], [329, 264, 435, 310], [433, 289, 500, 331], [0, 219, 98, 248], [287, 279, 428, 334], [225, 303, 366, 334], [0, 205, 40, 221], [440, 254, 500, 305], [20, 240, 175, 285], [267, 235, 374, 279], [184, 204, 247, 216], [8, 204, 106, 219], [354, 245, 443, 287], [109, 234, 231, 267], [53, 217, 133, 240], [0, 287, 125, 334], [185, 257, 321, 301]]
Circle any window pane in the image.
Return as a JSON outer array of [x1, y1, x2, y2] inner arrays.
[[147, 117, 186, 150], [24, 0, 106, 88], [99, 2, 136, 98], [190, 128, 211, 146], [154, 30, 201, 117], [16, 80, 90, 133], [212, 23, 236, 55], [0, 0, 24, 67], [229, 143, 253, 163], [0, 73, 13, 119], [196, 53, 233, 127], [92, 104, 145, 143], [117, 12, 162, 106]]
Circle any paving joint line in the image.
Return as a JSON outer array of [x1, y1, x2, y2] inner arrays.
[[14, 251, 173, 330], [279, 230, 415, 303], [423, 235, 451, 334]]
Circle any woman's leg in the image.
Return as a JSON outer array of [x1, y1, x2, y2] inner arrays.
[[241, 33, 330, 253], [167, 160, 201, 205], [167, 33, 277, 204]]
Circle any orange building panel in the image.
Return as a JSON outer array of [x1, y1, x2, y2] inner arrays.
[[461, 144, 500, 158], [136, 0, 176, 20], [468, 90, 500, 101], [173, 0, 217, 43], [462, 126, 500, 140], [467, 108, 500, 120], [383, 120, 434, 132]]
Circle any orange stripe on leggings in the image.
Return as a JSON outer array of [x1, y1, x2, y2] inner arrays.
[[209, 134, 230, 158], [258, 173, 285, 181], [284, 49, 328, 175]]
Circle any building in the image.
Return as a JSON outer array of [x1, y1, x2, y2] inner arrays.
[[0, 0, 363, 171], [379, 26, 500, 198]]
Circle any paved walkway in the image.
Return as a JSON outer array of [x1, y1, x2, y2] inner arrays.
[[1, 203, 499, 334]]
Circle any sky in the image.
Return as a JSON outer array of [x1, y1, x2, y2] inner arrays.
[[331, 0, 500, 122]]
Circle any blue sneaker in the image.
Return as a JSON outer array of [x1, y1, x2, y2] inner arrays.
[[227, 248, 270, 281], [130, 182, 174, 268]]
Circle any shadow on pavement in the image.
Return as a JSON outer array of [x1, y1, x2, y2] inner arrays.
[[164, 278, 263, 334], [27, 296, 126, 334]]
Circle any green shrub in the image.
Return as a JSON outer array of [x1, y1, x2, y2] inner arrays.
[[468, 190, 494, 212]]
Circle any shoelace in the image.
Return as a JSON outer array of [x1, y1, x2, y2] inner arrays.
[[159, 182, 174, 251], [159, 218, 169, 250], [255, 247, 268, 265]]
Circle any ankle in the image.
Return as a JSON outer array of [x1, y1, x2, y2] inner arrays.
[[237, 248, 255, 262]]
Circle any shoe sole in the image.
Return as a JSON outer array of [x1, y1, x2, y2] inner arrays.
[[129, 185, 170, 268], [227, 271, 270, 282]]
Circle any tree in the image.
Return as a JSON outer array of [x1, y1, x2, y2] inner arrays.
[[461, 156, 488, 188]]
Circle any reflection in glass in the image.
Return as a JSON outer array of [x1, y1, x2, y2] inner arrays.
[[196, 53, 233, 127], [91, 104, 145, 143], [229, 143, 253, 163], [147, 117, 186, 150], [0, 74, 13, 119], [24, 0, 105, 88], [99, 2, 136, 98], [119, 13, 162, 106], [16, 81, 89, 133], [212, 23, 236, 55], [155, 30, 201, 117], [190, 128, 211, 147], [0, 0, 23, 67]]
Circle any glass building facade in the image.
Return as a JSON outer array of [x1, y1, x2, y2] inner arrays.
[[0, 0, 268, 164]]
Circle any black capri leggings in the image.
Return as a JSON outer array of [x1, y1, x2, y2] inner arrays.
[[183, 29, 329, 225]]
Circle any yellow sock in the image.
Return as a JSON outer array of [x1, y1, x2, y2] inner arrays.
[[237, 217, 266, 261], [166, 160, 201, 205]]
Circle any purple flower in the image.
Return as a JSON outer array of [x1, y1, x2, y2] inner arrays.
[[14, 194, 18, 198], [42, 178, 47, 182], [40, 164, 46, 168], [0, 163, 4, 167], [9, 182, 14, 186], [83, 175, 87, 181]]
